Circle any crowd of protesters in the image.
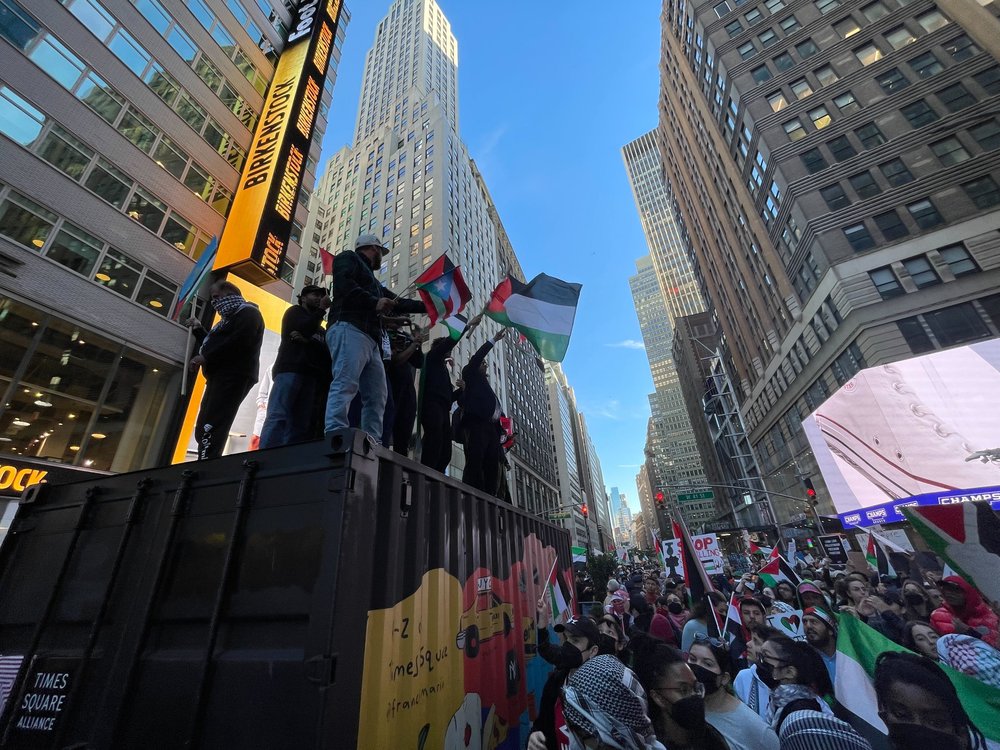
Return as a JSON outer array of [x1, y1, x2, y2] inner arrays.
[[186, 234, 513, 494], [527, 551, 999, 750]]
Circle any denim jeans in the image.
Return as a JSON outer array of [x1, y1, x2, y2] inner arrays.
[[324, 322, 387, 440], [258, 372, 317, 449]]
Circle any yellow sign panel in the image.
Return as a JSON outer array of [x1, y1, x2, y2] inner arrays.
[[0, 465, 48, 492]]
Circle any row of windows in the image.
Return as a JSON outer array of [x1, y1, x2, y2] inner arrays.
[[897, 296, 1000, 354], [222, 0, 285, 61], [0, 185, 179, 315], [869, 243, 979, 300], [2, 0, 250, 173]]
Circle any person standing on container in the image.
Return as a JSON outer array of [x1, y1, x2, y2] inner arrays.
[[324, 234, 424, 443], [460, 325, 506, 493], [258, 284, 330, 449], [187, 279, 264, 460]]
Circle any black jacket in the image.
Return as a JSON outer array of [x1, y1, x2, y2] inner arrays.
[[272, 305, 330, 377], [200, 304, 264, 381], [422, 337, 459, 406], [327, 249, 423, 341], [460, 341, 499, 423], [530, 667, 570, 750]]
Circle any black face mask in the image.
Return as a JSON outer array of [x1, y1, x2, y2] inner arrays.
[[888, 723, 964, 750], [756, 660, 780, 690], [596, 633, 618, 656], [688, 663, 722, 694], [904, 593, 926, 606], [555, 641, 584, 670], [668, 602, 684, 615], [670, 695, 706, 730]]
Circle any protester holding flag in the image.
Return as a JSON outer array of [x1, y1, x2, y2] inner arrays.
[[687, 634, 779, 750], [802, 606, 839, 686], [930, 576, 999, 647], [729, 598, 768, 670], [386, 326, 427, 455], [681, 593, 728, 652], [459, 325, 507, 494]]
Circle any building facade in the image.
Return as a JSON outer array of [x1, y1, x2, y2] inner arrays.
[[0, 0, 347, 474], [658, 0, 1000, 521]]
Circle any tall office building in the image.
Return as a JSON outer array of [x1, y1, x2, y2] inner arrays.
[[0, 0, 347, 476], [575, 412, 608, 549], [614, 498, 635, 547], [658, 0, 1000, 521], [545, 362, 593, 550]]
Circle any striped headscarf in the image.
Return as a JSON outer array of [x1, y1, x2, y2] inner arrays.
[[778, 710, 874, 750]]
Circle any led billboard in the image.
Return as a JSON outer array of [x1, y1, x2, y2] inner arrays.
[[801, 340, 1000, 528]]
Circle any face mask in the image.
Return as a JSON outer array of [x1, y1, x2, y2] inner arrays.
[[555, 641, 584, 670], [668, 602, 684, 615], [688, 663, 722, 695], [670, 695, 706, 730], [888, 723, 964, 750], [756, 660, 780, 690], [904, 593, 926, 606], [596, 633, 618, 656]]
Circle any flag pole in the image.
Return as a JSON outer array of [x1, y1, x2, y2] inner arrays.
[[180, 325, 194, 396]]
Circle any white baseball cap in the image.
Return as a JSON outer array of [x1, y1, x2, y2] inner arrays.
[[355, 233, 388, 252]]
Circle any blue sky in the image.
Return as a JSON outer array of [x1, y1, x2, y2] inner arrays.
[[321, 2, 662, 510]]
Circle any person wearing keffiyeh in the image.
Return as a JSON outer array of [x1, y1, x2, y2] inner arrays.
[[187, 280, 264, 460]]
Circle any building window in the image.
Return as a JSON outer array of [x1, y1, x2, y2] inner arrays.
[[796, 39, 820, 58], [783, 118, 807, 141], [855, 122, 886, 148], [970, 120, 1000, 151], [828, 134, 857, 161], [901, 100, 939, 128], [834, 17, 862, 38], [898, 317, 935, 353], [907, 198, 944, 229], [843, 222, 875, 251], [963, 176, 1000, 209], [809, 106, 832, 129], [912, 54, 949, 81], [916, 9, 950, 32], [726, 19, 744, 36], [758, 29, 779, 47], [780, 15, 801, 33], [774, 52, 795, 71], [821, 184, 850, 209], [849, 171, 881, 198], [885, 26, 917, 50], [766, 0, 785, 10], [936, 83, 976, 113], [738, 41, 756, 59], [876, 67, 910, 94], [746, 8, 763, 24], [874, 209, 909, 240], [816, 0, 841, 13], [854, 43, 884, 66], [801, 147, 828, 173], [924, 303, 990, 346], [752, 65, 773, 83], [943, 34, 980, 61], [938, 244, 979, 277], [930, 136, 970, 165], [768, 91, 789, 112], [870, 267, 905, 299], [879, 158, 914, 186], [903, 256, 941, 288], [861, 1, 890, 20], [790, 78, 813, 99], [974, 67, 1000, 95], [814, 65, 839, 87], [714, 1, 732, 17], [834, 91, 861, 114]]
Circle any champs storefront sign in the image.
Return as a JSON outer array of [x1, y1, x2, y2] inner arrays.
[[213, 0, 344, 284]]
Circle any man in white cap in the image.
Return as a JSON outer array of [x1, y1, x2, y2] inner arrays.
[[324, 234, 424, 442]]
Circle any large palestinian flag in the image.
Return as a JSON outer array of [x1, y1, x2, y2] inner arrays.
[[414, 254, 471, 326], [671, 519, 716, 604], [757, 555, 801, 591], [486, 274, 581, 362], [902, 501, 1000, 605]]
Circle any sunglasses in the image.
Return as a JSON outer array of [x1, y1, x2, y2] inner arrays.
[[693, 633, 724, 648]]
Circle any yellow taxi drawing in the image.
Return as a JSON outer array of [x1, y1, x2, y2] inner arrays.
[[456, 591, 514, 658]]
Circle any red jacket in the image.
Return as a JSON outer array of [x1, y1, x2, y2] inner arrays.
[[930, 576, 998, 647]]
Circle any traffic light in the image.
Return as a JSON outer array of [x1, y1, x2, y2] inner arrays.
[[580, 504, 589, 518], [655, 491, 665, 510], [803, 477, 818, 506]]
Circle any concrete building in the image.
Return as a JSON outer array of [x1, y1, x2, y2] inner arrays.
[[658, 0, 1000, 521], [614, 497, 635, 548], [575, 412, 607, 550], [0, 0, 347, 475], [546, 362, 590, 549]]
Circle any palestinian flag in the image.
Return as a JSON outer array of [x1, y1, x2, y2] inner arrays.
[[671, 519, 716, 604], [834, 613, 1000, 748], [170, 236, 217, 321], [758, 556, 801, 591], [415, 254, 471, 326], [571, 546, 587, 566], [486, 273, 581, 362], [721, 593, 744, 645], [864, 533, 895, 577], [903, 501, 1000, 606], [443, 312, 467, 341], [543, 559, 573, 624], [616, 548, 629, 564]]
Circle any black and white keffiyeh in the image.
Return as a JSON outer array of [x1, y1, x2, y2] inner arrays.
[[563, 655, 658, 750]]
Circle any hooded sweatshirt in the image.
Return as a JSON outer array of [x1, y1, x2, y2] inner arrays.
[[930, 576, 998, 647]]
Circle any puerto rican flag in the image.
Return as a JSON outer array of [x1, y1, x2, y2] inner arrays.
[[414, 254, 471, 326]]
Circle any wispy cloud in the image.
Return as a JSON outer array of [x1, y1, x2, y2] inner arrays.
[[607, 339, 645, 350], [476, 123, 509, 160]]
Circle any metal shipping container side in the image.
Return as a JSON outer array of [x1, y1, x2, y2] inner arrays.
[[0, 430, 572, 749]]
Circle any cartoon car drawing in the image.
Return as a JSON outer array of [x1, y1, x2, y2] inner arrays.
[[456, 592, 514, 658]]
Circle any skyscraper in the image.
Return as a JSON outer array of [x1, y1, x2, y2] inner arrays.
[[0, 0, 347, 476], [658, 0, 1000, 521]]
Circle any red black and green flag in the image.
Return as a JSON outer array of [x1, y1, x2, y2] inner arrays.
[[414, 254, 471, 326], [671, 519, 716, 605], [902, 501, 1000, 605], [486, 273, 581, 362]]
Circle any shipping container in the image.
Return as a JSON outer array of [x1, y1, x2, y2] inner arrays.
[[0, 430, 573, 749]]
